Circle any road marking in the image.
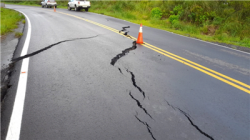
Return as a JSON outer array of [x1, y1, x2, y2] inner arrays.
[[142, 44, 250, 94], [56, 11, 250, 94], [143, 42, 250, 89], [6, 11, 31, 140]]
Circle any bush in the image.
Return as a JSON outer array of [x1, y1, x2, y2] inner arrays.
[[173, 5, 183, 16], [169, 15, 179, 24], [213, 16, 224, 25], [151, 7, 162, 19]]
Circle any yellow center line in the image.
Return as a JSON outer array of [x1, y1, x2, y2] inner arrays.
[[143, 42, 250, 89], [55, 10, 250, 94], [143, 44, 250, 94]]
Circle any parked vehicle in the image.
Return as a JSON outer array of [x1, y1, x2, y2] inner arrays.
[[68, 0, 90, 12], [41, 0, 57, 8]]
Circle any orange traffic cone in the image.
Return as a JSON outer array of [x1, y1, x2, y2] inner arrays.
[[54, 6, 56, 12], [136, 24, 143, 44]]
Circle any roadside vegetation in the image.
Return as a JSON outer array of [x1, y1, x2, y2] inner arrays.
[[4, 1, 250, 48], [14, 32, 23, 38], [90, 1, 250, 48], [1, 8, 25, 35]]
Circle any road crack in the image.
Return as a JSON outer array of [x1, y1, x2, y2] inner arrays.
[[119, 26, 130, 35], [118, 68, 123, 74], [12, 35, 98, 62], [129, 92, 153, 119], [109, 37, 155, 139], [164, 99, 176, 111], [127, 69, 146, 99], [165, 100, 214, 140], [110, 41, 137, 66], [135, 112, 156, 140]]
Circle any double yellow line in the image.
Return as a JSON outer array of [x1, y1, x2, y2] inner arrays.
[[57, 11, 250, 94]]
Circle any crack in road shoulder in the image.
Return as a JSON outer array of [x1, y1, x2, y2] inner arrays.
[[12, 35, 98, 62]]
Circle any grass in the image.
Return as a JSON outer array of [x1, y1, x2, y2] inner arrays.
[[15, 32, 23, 38], [0, 8, 25, 35], [87, 1, 250, 48]]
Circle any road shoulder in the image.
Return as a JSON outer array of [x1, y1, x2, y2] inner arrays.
[[1, 19, 25, 101]]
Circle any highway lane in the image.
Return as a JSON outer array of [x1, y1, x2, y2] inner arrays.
[[1, 5, 250, 140]]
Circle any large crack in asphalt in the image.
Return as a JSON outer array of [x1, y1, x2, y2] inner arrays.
[[135, 112, 156, 140], [110, 27, 212, 139], [109, 30, 154, 139], [129, 92, 153, 119], [12, 35, 98, 62], [111, 28, 145, 99], [110, 37, 145, 100], [127, 69, 146, 99], [165, 100, 214, 140], [110, 41, 137, 66]]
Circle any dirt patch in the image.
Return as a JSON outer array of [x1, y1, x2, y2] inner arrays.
[[0, 35, 7, 42], [207, 25, 218, 36]]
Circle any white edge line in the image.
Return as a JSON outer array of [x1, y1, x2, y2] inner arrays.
[[89, 12, 250, 55], [6, 11, 31, 140]]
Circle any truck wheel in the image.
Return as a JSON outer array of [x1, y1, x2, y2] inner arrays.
[[75, 6, 78, 11], [85, 8, 88, 12], [68, 5, 71, 10]]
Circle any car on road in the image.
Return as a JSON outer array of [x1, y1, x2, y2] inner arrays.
[[41, 0, 57, 8], [68, 0, 90, 12]]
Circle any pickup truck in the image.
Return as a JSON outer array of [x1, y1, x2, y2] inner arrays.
[[68, 0, 90, 12], [41, 0, 57, 8]]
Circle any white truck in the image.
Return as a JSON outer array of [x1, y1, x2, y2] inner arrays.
[[68, 0, 90, 12]]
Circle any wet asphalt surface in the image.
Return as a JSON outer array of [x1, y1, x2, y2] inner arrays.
[[1, 5, 250, 140]]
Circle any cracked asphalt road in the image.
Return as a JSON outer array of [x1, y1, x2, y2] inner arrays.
[[1, 5, 250, 140]]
